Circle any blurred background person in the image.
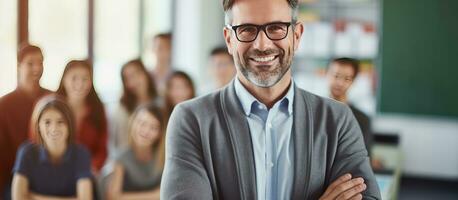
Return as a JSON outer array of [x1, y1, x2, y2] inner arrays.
[[326, 58, 375, 158], [56, 60, 108, 173], [203, 46, 236, 94], [163, 71, 195, 122], [0, 44, 51, 199], [106, 103, 164, 200], [151, 33, 173, 95], [109, 59, 158, 159], [11, 95, 92, 200]]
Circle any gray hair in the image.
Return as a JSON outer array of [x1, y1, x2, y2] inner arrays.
[[223, 0, 299, 24]]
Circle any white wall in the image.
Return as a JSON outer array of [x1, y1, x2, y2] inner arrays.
[[172, 0, 225, 89], [373, 114, 458, 180]]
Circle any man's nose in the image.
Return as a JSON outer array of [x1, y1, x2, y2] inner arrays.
[[252, 30, 274, 51]]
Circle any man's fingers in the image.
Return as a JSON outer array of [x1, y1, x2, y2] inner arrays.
[[336, 183, 366, 200], [348, 194, 363, 200], [327, 177, 365, 200], [321, 173, 352, 197]]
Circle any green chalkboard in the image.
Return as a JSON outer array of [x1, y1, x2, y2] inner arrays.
[[378, 0, 458, 117]]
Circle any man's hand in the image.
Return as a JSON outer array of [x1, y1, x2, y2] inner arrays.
[[319, 174, 367, 200]]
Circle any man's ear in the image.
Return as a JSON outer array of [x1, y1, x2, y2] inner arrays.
[[223, 28, 234, 55], [293, 22, 304, 51]]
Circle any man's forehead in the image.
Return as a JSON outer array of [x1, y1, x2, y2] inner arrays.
[[229, 0, 292, 24]]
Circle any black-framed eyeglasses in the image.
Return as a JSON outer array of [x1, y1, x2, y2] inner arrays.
[[226, 22, 294, 43]]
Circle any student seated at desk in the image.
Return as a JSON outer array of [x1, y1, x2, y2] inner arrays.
[[106, 103, 165, 200], [11, 95, 93, 200]]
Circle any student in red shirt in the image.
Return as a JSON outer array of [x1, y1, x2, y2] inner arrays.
[[56, 60, 108, 173], [0, 44, 51, 199]]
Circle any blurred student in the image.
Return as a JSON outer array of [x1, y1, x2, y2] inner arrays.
[[56, 60, 107, 172], [209, 46, 236, 89], [11, 95, 93, 200], [327, 57, 372, 153], [109, 59, 158, 158], [163, 71, 195, 121], [106, 103, 165, 200], [151, 33, 173, 95], [0, 44, 51, 198]]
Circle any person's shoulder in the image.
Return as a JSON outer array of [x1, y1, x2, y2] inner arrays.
[[296, 87, 349, 114], [16, 141, 38, 160], [0, 89, 20, 107], [175, 89, 222, 114], [349, 104, 369, 117], [348, 104, 370, 124], [113, 148, 131, 162]]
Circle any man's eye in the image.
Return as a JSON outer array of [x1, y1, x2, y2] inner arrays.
[[269, 25, 284, 31], [239, 26, 257, 33]]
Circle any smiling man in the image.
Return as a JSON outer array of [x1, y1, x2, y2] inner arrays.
[[160, 0, 381, 199]]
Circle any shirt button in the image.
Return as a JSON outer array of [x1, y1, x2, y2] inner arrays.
[[269, 162, 274, 167], [267, 123, 272, 128]]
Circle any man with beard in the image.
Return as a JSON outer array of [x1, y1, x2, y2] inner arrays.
[[161, 0, 381, 199]]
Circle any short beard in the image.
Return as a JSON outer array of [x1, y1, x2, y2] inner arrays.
[[236, 48, 293, 88]]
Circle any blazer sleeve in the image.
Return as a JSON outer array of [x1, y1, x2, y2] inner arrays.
[[160, 104, 213, 200], [330, 106, 381, 200]]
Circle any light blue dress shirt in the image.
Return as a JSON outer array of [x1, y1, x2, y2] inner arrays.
[[234, 77, 295, 200]]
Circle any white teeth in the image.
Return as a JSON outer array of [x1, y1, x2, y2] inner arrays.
[[252, 56, 275, 62]]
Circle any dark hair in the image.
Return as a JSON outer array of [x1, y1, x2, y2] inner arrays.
[[30, 95, 76, 146], [163, 71, 195, 120], [17, 43, 43, 63], [120, 59, 158, 113], [329, 57, 360, 78], [128, 103, 165, 174], [56, 60, 107, 132], [222, 0, 299, 23], [210, 46, 231, 57], [154, 33, 172, 41]]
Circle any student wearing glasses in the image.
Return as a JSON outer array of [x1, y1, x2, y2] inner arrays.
[[160, 0, 381, 199]]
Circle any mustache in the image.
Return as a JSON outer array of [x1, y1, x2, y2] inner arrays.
[[247, 49, 282, 57]]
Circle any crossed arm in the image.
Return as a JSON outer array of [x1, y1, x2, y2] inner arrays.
[[11, 174, 92, 200]]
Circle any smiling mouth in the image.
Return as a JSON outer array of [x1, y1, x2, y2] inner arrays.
[[48, 132, 62, 140], [249, 55, 278, 64], [138, 132, 151, 140]]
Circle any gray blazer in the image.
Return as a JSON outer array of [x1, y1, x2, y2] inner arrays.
[[161, 81, 381, 200]]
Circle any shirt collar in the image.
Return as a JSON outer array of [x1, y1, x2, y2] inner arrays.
[[234, 76, 295, 116], [38, 144, 74, 164]]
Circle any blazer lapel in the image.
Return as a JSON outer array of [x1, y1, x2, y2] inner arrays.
[[291, 85, 313, 200], [220, 81, 257, 200]]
